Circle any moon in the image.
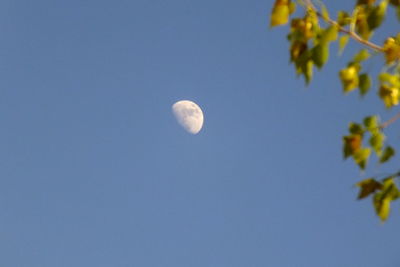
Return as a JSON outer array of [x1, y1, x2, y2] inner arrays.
[[172, 100, 204, 134]]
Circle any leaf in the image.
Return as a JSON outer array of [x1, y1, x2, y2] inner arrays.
[[378, 73, 400, 108], [294, 49, 314, 84], [379, 72, 399, 86], [338, 35, 349, 55], [339, 65, 359, 93], [369, 132, 385, 155], [290, 41, 307, 62], [343, 134, 362, 159], [320, 3, 330, 19], [355, 7, 372, 40], [374, 196, 391, 222], [356, 178, 382, 199], [353, 147, 371, 169], [349, 122, 364, 135], [303, 60, 313, 85], [380, 146, 395, 163], [353, 49, 370, 62], [312, 43, 329, 69], [381, 177, 400, 200], [379, 85, 400, 108], [270, 0, 290, 27], [363, 115, 379, 132], [337, 11, 351, 26], [367, 1, 387, 30], [321, 26, 338, 43], [373, 178, 400, 222], [359, 73, 371, 96], [288, 1, 296, 15], [382, 37, 400, 64]]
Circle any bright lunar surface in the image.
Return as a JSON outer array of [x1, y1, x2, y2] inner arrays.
[[172, 100, 204, 134]]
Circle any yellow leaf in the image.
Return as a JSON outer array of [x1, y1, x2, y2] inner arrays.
[[321, 26, 338, 43], [379, 85, 400, 108], [372, 177, 400, 221], [320, 3, 330, 19], [353, 147, 371, 169], [375, 197, 391, 222], [383, 37, 400, 64], [270, 0, 290, 27], [338, 35, 349, 55], [339, 65, 359, 93], [288, 1, 296, 15]]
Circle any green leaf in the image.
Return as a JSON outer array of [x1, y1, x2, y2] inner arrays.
[[367, 1, 387, 30], [353, 49, 370, 62], [363, 115, 379, 131], [380, 146, 395, 163], [356, 178, 382, 199], [355, 8, 372, 40], [343, 139, 352, 159], [320, 2, 330, 19], [294, 48, 314, 84], [343, 134, 362, 159], [359, 73, 371, 96], [321, 26, 338, 43], [303, 60, 313, 84], [312, 43, 329, 69], [349, 122, 364, 135], [353, 147, 371, 170], [338, 35, 349, 55], [374, 195, 391, 222], [373, 177, 400, 222], [369, 132, 385, 155], [337, 10, 351, 26], [382, 177, 400, 200]]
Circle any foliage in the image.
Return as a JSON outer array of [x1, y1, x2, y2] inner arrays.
[[270, 0, 400, 222]]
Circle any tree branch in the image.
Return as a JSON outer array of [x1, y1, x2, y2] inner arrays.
[[304, 0, 384, 52]]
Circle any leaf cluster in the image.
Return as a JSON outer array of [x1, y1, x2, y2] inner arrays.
[[343, 115, 394, 170], [357, 175, 400, 221], [270, 0, 400, 221]]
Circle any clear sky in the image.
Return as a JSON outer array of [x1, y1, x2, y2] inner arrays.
[[0, 0, 399, 266]]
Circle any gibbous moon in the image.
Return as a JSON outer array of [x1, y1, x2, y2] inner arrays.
[[172, 100, 204, 134]]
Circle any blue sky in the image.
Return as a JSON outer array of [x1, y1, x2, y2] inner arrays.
[[0, 0, 399, 266]]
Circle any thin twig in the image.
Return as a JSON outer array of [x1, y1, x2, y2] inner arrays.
[[304, 0, 384, 52], [381, 112, 400, 128]]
